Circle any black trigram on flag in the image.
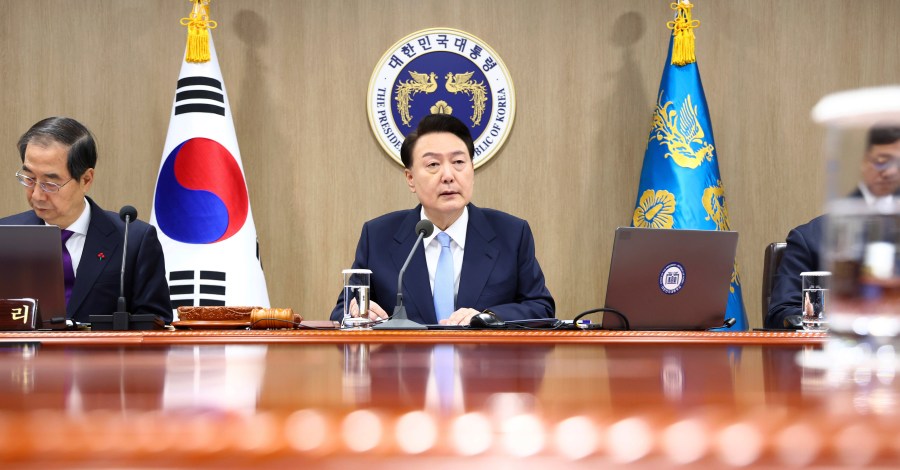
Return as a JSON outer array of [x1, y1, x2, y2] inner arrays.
[[174, 76, 225, 116], [168, 270, 227, 308]]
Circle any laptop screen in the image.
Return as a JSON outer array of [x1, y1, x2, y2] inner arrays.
[[602, 227, 738, 330], [0, 226, 67, 329]]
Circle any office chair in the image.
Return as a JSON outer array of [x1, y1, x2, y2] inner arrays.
[[761, 242, 787, 317]]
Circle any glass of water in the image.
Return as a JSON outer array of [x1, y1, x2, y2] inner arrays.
[[800, 271, 830, 332], [342, 269, 372, 329]]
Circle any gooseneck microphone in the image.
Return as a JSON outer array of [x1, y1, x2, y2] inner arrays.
[[397, 220, 435, 305], [117, 205, 137, 314], [373, 219, 433, 330], [89, 206, 165, 331]]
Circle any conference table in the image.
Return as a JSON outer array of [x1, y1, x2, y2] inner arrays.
[[0, 326, 896, 468]]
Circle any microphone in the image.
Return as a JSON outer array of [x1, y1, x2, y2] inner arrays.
[[373, 219, 433, 330], [89, 206, 164, 331], [117, 206, 137, 314]]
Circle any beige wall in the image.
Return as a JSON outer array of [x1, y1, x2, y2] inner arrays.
[[1, 1, 898, 327]]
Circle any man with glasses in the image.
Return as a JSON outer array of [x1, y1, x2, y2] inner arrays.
[[766, 126, 900, 328], [0, 117, 172, 324]]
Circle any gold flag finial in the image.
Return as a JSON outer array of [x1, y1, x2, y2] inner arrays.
[[180, 0, 218, 63], [666, 1, 700, 66]]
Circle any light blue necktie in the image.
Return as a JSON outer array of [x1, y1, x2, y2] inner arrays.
[[433, 344, 455, 414], [433, 232, 455, 321]]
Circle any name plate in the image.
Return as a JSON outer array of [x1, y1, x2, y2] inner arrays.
[[0, 298, 38, 331]]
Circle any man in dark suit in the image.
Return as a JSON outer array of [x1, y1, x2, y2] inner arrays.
[[766, 126, 900, 328], [331, 114, 554, 325], [0, 117, 172, 324]]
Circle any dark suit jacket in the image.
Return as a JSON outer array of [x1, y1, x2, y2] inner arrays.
[[0, 197, 172, 323], [765, 188, 875, 328], [330, 204, 555, 323], [766, 215, 824, 328]]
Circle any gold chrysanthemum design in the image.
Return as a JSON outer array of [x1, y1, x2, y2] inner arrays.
[[633, 189, 676, 229]]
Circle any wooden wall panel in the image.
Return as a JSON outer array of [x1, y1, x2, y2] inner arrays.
[[1, 1, 898, 327]]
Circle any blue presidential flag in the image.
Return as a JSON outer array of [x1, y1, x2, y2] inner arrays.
[[631, 1, 747, 331]]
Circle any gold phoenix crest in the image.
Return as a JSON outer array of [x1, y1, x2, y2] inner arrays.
[[395, 71, 488, 127], [367, 28, 516, 169]]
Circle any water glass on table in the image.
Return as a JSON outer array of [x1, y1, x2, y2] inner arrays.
[[800, 271, 830, 332]]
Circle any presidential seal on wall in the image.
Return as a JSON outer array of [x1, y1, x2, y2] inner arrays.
[[367, 28, 516, 169]]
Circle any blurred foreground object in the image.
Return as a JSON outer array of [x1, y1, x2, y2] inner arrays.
[[813, 87, 900, 343]]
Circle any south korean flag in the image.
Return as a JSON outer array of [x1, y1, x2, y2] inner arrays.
[[150, 33, 270, 317]]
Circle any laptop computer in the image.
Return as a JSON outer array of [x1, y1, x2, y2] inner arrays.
[[0, 226, 67, 330], [601, 227, 738, 330]]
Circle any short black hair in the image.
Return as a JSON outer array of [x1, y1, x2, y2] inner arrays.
[[18, 117, 97, 179], [400, 114, 475, 169], [867, 126, 900, 149]]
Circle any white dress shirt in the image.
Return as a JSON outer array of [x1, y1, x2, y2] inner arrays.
[[421, 206, 468, 305], [48, 197, 91, 275], [858, 183, 895, 213]]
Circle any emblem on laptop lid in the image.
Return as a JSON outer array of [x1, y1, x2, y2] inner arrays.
[[659, 262, 686, 294]]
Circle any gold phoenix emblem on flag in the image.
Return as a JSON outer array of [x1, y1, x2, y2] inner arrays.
[[649, 91, 715, 169]]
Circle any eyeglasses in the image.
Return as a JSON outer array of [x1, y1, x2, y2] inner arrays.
[[15, 171, 74, 193], [868, 156, 900, 172]]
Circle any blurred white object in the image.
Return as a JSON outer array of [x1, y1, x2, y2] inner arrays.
[[813, 86, 900, 127]]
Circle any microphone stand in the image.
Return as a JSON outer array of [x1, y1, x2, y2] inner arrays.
[[90, 207, 165, 331], [374, 226, 429, 330]]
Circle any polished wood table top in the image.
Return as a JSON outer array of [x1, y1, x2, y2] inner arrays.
[[0, 329, 894, 468], [0, 326, 827, 345]]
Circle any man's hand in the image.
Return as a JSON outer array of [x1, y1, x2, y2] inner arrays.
[[349, 298, 390, 321], [439, 307, 481, 326]]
